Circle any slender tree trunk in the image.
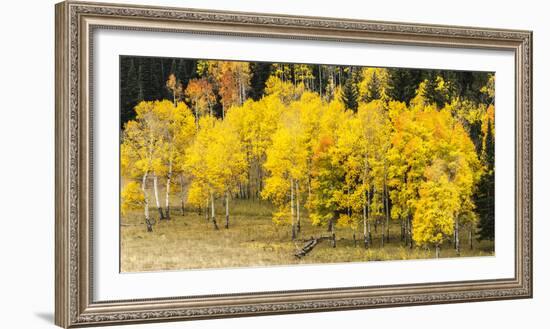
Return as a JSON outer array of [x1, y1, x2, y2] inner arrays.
[[330, 214, 336, 248], [469, 227, 473, 250], [367, 188, 372, 243], [353, 232, 357, 247], [384, 180, 390, 243], [225, 191, 230, 229], [290, 178, 296, 240], [142, 172, 153, 232], [211, 192, 218, 230], [380, 221, 386, 248], [408, 215, 413, 249], [404, 218, 409, 246], [373, 188, 377, 232], [164, 160, 172, 220], [381, 182, 389, 248], [153, 174, 165, 219], [307, 177, 311, 201], [363, 202, 368, 249], [256, 162, 262, 202], [247, 153, 252, 200], [435, 244, 441, 259], [455, 217, 460, 255], [362, 156, 372, 247], [399, 218, 405, 242], [179, 174, 185, 216], [296, 180, 301, 233], [194, 105, 200, 132], [204, 199, 208, 221], [318, 64, 322, 97]]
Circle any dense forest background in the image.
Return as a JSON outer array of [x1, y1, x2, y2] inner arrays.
[[120, 56, 493, 128]]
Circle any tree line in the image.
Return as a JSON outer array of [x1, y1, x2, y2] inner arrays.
[[121, 58, 495, 257]]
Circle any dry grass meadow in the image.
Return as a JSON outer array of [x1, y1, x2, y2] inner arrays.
[[120, 197, 495, 273]]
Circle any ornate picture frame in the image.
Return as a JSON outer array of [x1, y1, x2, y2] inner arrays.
[[55, 1, 532, 327]]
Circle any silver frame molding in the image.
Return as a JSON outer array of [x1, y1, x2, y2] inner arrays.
[[55, 1, 533, 327]]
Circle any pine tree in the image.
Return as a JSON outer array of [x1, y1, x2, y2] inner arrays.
[[386, 68, 423, 104], [120, 57, 139, 128], [249, 62, 272, 100], [365, 72, 381, 102], [477, 118, 495, 240], [341, 75, 359, 112]]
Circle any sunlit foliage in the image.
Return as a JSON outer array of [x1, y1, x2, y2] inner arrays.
[[120, 60, 495, 257]]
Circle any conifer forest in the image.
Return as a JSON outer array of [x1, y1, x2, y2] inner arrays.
[[120, 56, 495, 272]]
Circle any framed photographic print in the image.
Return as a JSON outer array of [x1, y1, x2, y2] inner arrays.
[[55, 1, 533, 327]]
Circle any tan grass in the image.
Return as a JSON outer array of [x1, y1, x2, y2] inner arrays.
[[121, 198, 495, 272]]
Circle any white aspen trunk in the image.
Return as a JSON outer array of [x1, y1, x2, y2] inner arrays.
[[296, 180, 301, 233], [435, 244, 441, 259], [399, 217, 405, 241], [241, 80, 245, 105], [384, 175, 390, 243], [211, 192, 218, 230], [290, 177, 295, 240], [194, 105, 200, 131], [380, 215, 386, 248], [179, 174, 185, 216], [308, 177, 311, 201], [319, 64, 322, 97], [408, 215, 413, 249], [165, 159, 172, 220], [211, 193, 215, 218], [373, 186, 378, 233], [367, 188, 371, 243], [363, 201, 368, 248], [153, 174, 164, 219], [362, 153, 370, 247], [225, 191, 229, 229], [205, 198, 209, 221], [142, 172, 152, 232], [455, 217, 460, 254]]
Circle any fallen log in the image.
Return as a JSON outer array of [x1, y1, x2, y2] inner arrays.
[[295, 235, 334, 258]]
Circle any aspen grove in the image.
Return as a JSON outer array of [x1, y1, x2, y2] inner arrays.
[[121, 59, 495, 261]]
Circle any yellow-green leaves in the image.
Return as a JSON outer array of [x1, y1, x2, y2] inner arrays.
[[121, 181, 145, 216], [388, 102, 482, 248], [413, 176, 459, 245], [184, 115, 247, 205]]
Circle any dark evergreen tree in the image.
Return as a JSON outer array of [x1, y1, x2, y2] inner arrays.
[[365, 71, 381, 102], [120, 57, 139, 128], [467, 120, 483, 155], [148, 58, 164, 101], [249, 62, 272, 100], [341, 74, 359, 112], [422, 71, 444, 107], [476, 120, 495, 241], [386, 68, 423, 104]]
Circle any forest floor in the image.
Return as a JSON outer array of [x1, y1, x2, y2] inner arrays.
[[120, 198, 495, 272]]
